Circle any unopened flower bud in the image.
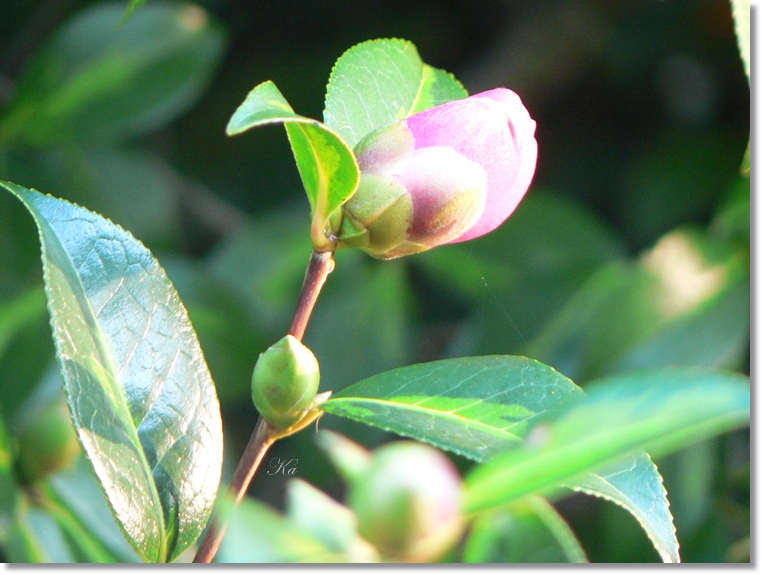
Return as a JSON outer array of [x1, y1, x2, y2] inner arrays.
[[251, 335, 320, 430], [338, 88, 537, 259], [17, 401, 80, 483], [348, 441, 463, 562]]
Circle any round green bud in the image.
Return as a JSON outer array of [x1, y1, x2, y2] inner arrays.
[[251, 335, 320, 430], [348, 441, 463, 562], [17, 401, 80, 483]]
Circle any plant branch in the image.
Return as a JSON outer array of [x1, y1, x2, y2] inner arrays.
[[288, 249, 335, 340], [193, 417, 273, 563], [193, 248, 335, 563]]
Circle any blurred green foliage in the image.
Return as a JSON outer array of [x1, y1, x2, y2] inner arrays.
[[0, 0, 749, 563]]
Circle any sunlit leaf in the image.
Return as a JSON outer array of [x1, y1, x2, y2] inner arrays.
[[323, 356, 583, 461], [465, 369, 750, 516], [730, 0, 750, 82], [226, 81, 359, 247], [324, 38, 467, 148], [528, 228, 749, 381], [2, 181, 223, 562], [565, 452, 678, 563]]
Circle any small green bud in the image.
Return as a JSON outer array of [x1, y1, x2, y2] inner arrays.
[[17, 401, 80, 483], [251, 335, 320, 430], [348, 441, 463, 562]]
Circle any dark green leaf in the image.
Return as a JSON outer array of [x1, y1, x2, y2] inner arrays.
[[0, 3, 226, 145], [2, 181, 223, 563], [226, 81, 359, 246], [324, 38, 467, 148], [323, 356, 583, 461], [465, 369, 750, 514], [463, 496, 587, 563], [2, 147, 179, 247]]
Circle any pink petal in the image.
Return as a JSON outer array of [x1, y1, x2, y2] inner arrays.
[[405, 88, 537, 244]]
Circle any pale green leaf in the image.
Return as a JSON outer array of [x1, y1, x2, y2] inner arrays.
[[2, 181, 223, 563], [216, 495, 350, 563], [226, 81, 359, 244], [730, 0, 750, 82], [465, 369, 750, 515], [324, 38, 467, 148], [286, 479, 379, 562], [464, 496, 587, 563]]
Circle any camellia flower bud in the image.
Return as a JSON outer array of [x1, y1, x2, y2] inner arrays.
[[338, 88, 537, 259], [347, 441, 463, 562], [251, 335, 320, 430], [17, 400, 80, 483]]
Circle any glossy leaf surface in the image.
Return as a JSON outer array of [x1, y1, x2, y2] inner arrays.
[[323, 356, 583, 461], [226, 81, 359, 246], [324, 38, 467, 148], [566, 453, 678, 562], [2, 181, 223, 562]]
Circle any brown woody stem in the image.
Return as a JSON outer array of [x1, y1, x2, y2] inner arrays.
[[193, 249, 335, 563]]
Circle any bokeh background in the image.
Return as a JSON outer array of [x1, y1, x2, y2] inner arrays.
[[0, 0, 750, 563]]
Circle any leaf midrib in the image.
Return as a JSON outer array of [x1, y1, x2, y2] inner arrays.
[[324, 395, 526, 443]]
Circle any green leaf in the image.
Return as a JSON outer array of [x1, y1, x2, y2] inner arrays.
[[528, 228, 750, 381], [730, 0, 750, 82], [122, 0, 150, 24], [565, 452, 679, 563], [463, 496, 587, 563], [324, 38, 468, 148], [322, 356, 583, 461], [0, 416, 19, 545], [465, 369, 750, 515], [1, 181, 223, 563], [37, 487, 120, 563], [286, 479, 379, 561], [0, 3, 226, 146], [49, 457, 142, 562], [2, 147, 180, 247], [322, 354, 679, 562], [226, 81, 359, 247], [216, 496, 350, 563]]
